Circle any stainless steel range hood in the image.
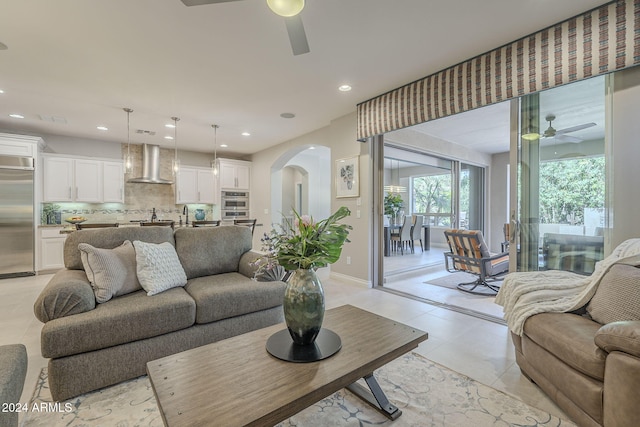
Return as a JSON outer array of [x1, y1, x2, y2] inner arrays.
[[127, 144, 173, 184]]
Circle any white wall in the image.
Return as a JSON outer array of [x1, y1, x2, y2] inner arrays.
[[251, 112, 371, 285]]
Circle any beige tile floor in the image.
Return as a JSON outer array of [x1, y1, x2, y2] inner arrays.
[[0, 272, 569, 424]]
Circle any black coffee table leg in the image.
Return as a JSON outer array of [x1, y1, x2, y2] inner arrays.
[[346, 373, 401, 420]]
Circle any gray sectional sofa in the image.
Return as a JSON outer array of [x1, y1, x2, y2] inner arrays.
[[34, 225, 286, 401]]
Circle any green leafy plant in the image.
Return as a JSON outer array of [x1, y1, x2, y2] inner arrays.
[[253, 207, 352, 274], [384, 194, 404, 216]]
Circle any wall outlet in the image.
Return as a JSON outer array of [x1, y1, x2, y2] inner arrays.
[[264, 208, 269, 214], [346, 256, 351, 265]]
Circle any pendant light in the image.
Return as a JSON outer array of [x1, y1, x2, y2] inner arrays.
[[267, 0, 304, 17], [383, 159, 407, 193], [171, 116, 180, 176], [212, 124, 219, 176], [123, 108, 133, 175]]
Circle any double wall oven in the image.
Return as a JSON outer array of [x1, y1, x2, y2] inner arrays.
[[221, 191, 249, 220]]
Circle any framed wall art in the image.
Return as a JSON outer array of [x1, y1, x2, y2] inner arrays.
[[336, 156, 359, 198]]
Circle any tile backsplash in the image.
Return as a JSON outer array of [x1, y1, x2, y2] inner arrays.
[[41, 203, 215, 225]]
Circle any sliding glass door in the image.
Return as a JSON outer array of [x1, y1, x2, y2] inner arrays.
[[511, 76, 607, 274]]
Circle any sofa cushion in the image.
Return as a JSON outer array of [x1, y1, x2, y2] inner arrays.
[[64, 226, 175, 270], [41, 287, 196, 359], [524, 312, 606, 381], [133, 241, 188, 296], [185, 272, 286, 324], [587, 264, 640, 324], [175, 226, 252, 279], [0, 344, 27, 427], [34, 269, 96, 322], [79, 240, 141, 303]]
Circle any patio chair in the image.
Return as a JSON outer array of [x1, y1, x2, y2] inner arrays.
[[443, 229, 509, 294]]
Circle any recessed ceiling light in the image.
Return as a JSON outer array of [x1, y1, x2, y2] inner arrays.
[[280, 112, 296, 119], [338, 84, 352, 92], [241, 132, 251, 136], [97, 126, 108, 131], [309, 146, 316, 150], [165, 123, 176, 128], [0, 89, 4, 94], [220, 144, 228, 148], [164, 136, 174, 140], [9, 113, 24, 119]]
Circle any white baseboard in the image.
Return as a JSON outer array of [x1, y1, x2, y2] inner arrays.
[[329, 271, 372, 288]]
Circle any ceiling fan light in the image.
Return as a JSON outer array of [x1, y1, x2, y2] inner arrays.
[[267, 0, 304, 17], [521, 132, 540, 141]]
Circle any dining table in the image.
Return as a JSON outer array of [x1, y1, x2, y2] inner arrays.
[[383, 224, 430, 256]]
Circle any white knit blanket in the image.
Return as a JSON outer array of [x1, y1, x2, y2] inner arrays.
[[495, 238, 640, 335]]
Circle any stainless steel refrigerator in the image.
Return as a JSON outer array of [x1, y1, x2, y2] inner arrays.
[[0, 155, 35, 278]]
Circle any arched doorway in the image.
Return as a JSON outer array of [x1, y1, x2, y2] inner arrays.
[[270, 145, 331, 227]]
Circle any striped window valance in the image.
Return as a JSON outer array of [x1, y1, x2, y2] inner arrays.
[[357, 0, 640, 140]]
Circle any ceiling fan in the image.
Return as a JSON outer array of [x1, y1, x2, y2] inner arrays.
[[541, 113, 596, 143], [180, 0, 310, 56]]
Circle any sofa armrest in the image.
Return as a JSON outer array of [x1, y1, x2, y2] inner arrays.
[[0, 344, 27, 427], [238, 250, 264, 279], [595, 321, 640, 358], [33, 269, 96, 323]]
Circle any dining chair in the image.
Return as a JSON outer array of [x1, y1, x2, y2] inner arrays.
[[390, 215, 412, 255], [75, 223, 119, 230], [234, 218, 257, 235], [141, 221, 175, 229], [410, 215, 424, 252], [192, 220, 221, 227]]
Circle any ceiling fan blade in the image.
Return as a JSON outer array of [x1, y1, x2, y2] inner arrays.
[[556, 122, 596, 134], [555, 134, 583, 143], [180, 0, 242, 6], [284, 15, 310, 56]]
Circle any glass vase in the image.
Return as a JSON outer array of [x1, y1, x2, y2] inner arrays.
[[283, 268, 325, 346]]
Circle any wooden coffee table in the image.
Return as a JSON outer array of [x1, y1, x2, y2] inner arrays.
[[147, 304, 428, 426]]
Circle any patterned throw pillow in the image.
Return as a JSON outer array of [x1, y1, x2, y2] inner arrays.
[[587, 264, 640, 324], [79, 240, 141, 303], [133, 241, 187, 296]]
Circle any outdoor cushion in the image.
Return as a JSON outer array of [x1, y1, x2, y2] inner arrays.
[[185, 272, 286, 324], [40, 287, 195, 359]]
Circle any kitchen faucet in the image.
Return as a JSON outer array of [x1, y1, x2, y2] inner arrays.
[[183, 205, 189, 225]]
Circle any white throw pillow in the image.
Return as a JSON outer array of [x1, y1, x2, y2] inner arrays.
[[133, 240, 187, 296], [79, 240, 141, 303]]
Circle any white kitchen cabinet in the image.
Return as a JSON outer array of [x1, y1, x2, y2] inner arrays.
[[42, 155, 124, 203], [43, 157, 74, 202], [103, 161, 125, 203], [176, 167, 218, 204], [73, 159, 102, 202], [218, 159, 250, 191], [39, 227, 67, 271]]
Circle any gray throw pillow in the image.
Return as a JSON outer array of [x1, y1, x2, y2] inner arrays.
[[587, 264, 640, 324], [133, 241, 187, 296], [79, 240, 141, 303]]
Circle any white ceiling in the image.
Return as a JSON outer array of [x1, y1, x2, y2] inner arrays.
[[407, 75, 606, 154], [0, 0, 610, 155]]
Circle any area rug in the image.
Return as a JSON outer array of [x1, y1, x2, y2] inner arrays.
[[426, 272, 503, 295], [21, 352, 574, 427]]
